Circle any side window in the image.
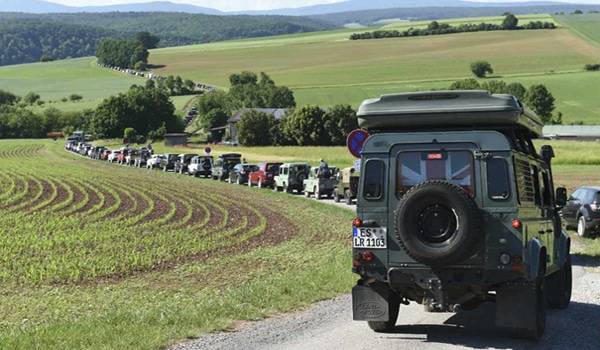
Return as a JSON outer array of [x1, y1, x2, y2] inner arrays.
[[570, 189, 581, 201], [363, 160, 385, 201], [487, 158, 510, 200], [583, 189, 596, 204], [532, 165, 542, 206]]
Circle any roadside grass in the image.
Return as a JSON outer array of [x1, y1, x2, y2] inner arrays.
[[0, 139, 355, 349]]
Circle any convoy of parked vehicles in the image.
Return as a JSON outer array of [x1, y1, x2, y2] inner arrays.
[[64, 141, 359, 204]]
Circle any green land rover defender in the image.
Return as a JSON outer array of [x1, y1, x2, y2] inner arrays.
[[351, 91, 572, 340]]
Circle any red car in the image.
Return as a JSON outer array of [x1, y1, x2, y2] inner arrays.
[[248, 162, 282, 188], [116, 149, 130, 165], [100, 149, 112, 161]]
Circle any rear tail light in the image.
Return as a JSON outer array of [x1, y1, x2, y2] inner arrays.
[[511, 219, 522, 230], [361, 251, 375, 263], [352, 217, 363, 227]]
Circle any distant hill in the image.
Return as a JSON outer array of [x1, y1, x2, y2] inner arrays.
[[3, 0, 587, 16], [1, 0, 222, 14], [237, 1, 577, 16], [0, 12, 335, 66]]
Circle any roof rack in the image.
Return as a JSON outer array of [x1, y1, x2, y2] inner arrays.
[[357, 90, 543, 137]]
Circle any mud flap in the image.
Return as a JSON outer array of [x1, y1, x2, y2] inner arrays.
[[495, 284, 537, 332], [352, 284, 390, 321]]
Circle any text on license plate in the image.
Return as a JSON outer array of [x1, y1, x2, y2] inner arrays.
[[353, 227, 387, 249]]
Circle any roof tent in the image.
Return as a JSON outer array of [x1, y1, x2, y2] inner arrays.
[[357, 90, 543, 137]]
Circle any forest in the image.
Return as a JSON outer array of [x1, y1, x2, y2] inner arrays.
[[0, 12, 334, 66]]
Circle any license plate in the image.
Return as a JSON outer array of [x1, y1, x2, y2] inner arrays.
[[353, 227, 387, 249]]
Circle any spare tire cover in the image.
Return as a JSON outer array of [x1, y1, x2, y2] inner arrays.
[[394, 181, 481, 266]]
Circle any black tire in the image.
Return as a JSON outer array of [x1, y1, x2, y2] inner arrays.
[[334, 191, 341, 203], [367, 299, 400, 333], [577, 216, 589, 238], [394, 181, 481, 266], [547, 254, 572, 309], [518, 263, 547, 340], [345, 189, 352, 206], [284, 184, 291, 193]]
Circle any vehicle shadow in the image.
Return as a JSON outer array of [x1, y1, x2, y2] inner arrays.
[[572, 253, 600, 268], [384, 301, 600, 349]]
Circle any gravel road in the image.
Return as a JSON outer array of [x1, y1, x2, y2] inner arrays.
[[173, 261, 600, 350], [172, 194, 600, 350]]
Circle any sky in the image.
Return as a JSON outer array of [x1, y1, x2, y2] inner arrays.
[[46, 0, 600, 11]]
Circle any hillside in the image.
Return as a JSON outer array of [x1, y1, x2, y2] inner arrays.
[[556, 13, 600, 45], [0, 12, 335, 66], [2, 14, 600, 124]]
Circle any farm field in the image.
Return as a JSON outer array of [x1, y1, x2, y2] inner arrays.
[[0, 15, 599, 123], [0, 58, 142, 102], [381, 14, 558, 30], [556, 13, 600, 45], [0, 139, 354, 349], [148, 27, 600, 123]]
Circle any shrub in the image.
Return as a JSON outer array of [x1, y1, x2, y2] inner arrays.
[[525, 84, 555, 123], [281, 105, 327, 146], [24, 92, 41, 105], [123, 127, 137, 143], [323, 105, 358, 146], [0, 90, 18, 106], [237, 110, 275, 146], [69, 94, 83, 102], [584, 63, 600, 71], [470, 61, 494, 78], [502, 13, 519, 30], [449, 79, 481, 90]]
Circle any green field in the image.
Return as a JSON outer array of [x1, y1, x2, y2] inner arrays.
[[0, 140, 354, 349], [556, 13, 600, 45], [1, 14, 600, 123], [381, 14, 558, 30], [148, 27, 600, 123]]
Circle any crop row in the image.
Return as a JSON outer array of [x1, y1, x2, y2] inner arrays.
[[0, 141, 295, 285]]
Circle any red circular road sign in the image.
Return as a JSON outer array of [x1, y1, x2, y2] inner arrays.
[[347, 129, 369, 158], [205, 147, 212, 155]]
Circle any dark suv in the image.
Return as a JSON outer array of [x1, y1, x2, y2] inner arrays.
[[174, 154, 196, 174], [352, 91, 571, 340], [230, 164, 259, 185], [212, 153, 242, 181], [562, 186, 600, 237], [159, 154, 178, 172]]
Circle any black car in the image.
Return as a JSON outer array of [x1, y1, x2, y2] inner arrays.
[[159, 153, 179, 172], [562, 186, 600, 237], [229, 164, 259, 185], [174, 154, 196, 174]]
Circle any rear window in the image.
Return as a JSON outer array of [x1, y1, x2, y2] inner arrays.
[[486, 158, 511, 200], [397, 151, 474, 196], [266, 164, 281, 173], [363, 160, 385, 200]]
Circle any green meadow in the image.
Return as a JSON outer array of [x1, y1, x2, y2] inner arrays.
[[556, 13, 600, 45]]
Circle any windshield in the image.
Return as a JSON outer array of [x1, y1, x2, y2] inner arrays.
[[397, 151, 474, 196]]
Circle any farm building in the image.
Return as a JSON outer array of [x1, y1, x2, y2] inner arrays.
[[164, 133, 189, 146], [225, 108, 288, 144], [543, 125, 600, 140]]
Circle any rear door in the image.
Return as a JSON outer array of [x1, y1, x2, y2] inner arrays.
[[388, 143, 481, 266]]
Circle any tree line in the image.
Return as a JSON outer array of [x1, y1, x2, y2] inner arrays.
[[349, 14, 556, 40], [0, 12, 333, 66], [0, 19, 118, 66], [96, 32, 159, 70], [448, 78, 562, 124], [0, 85, 182, 140]]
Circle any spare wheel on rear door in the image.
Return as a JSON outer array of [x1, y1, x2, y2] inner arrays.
[[394, 181, 482, 266]]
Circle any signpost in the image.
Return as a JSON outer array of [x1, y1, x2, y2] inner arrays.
[[347, 129, 369, 159]]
